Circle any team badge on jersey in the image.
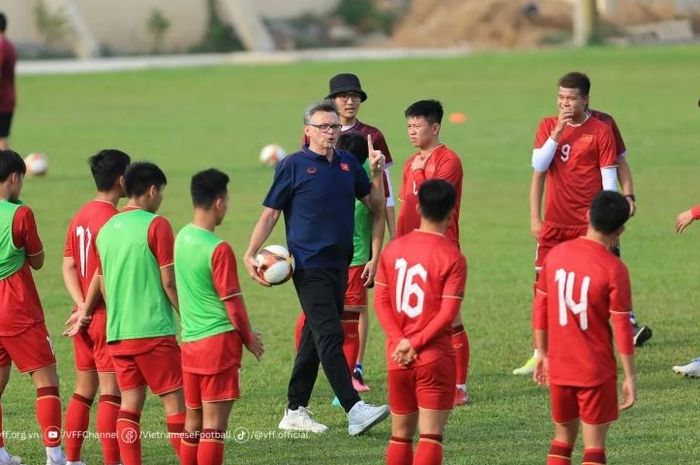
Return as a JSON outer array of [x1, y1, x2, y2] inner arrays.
[[306, 167, 317, 175], [340, 163, 350, 172]]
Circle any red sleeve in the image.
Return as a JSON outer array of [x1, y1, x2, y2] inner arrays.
[[609, 261, 632, 315], [211, 243, 242, 300], [434, 154, 463, 190], [597, 125, 617, 168], [373, 255, 405, 342], [609, 117, 627, 157], [12, 206, 43, 255], [212, 243, 253, 345], [533, 263, 548, 330], [63, 220, 74, 258], [691, 205, 700, 220], [398, 158, 412, 202], [534, 119, 553, 148], [408, 255, 466, 351], [147, 216, 175, 267]]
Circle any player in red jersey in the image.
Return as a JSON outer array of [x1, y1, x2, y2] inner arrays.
[[671, 203, 700, 377], [586, 108, 652, 346], [0, 14, 17, 150], [375, 179, 467, 465], [62, 149, 131, 465], [0, 150, 66, 465], [515, 72, 621, 376], [72, 162, 186, 465], [395, 99, 470, 406], [177, 169, 264, 465], [300, 73, 396, 389], [533, 190, 636, 465]]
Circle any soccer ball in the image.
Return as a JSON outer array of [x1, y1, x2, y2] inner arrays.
[[259, 144, 287, 167], [24, 153, 49, 176], [255, 244, 295, 285]]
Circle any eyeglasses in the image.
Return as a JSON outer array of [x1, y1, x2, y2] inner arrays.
[[306, 123, 342, 132], [334, 92, 363, 102]]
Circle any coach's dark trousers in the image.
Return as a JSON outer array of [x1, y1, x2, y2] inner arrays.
[[287, 267, 360, 413]]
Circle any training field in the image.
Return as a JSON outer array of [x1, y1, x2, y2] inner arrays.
[[4, 44, 700, 464]]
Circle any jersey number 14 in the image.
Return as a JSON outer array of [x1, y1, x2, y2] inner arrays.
[[555, 268, 590, 330]]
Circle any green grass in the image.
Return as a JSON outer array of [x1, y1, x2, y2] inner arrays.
[[4, 44, 700, 464]]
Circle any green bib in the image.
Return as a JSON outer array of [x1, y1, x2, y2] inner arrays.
[[351, 161, 372, 266], [96, 209, 176, 342], [0, 200, 26, 279], [175, 224, 234, 342]]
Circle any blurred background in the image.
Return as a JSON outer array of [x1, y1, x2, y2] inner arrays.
[[2, 0, 700, 59]]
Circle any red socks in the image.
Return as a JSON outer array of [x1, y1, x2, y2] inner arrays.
[[180, 430, 200, 465], [583, 448, 607, 465], [36, 387, 62, 447], [166, 411, 186, 457], [547, 440, 573, 464], [414, 434, 443, 465], [97, 394, 122, 465], [451, 325, 470, 385], [198, 429, 225, 465], [386, 436, 412, 465], [64, 393, 93, 461], [341, 311, 360, 374], [294, 312, 306, 351], [116, 409, 142, 465]]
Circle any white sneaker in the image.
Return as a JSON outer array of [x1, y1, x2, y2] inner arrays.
[[278, 407, 329, 433], [45, 452, 66, 465], [672, 358, 700, 377], [66, 461, 87, 465], [347, 401, 389, 436], [0, 455, 23, 465]]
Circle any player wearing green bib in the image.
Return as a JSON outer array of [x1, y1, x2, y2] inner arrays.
[[176, 169, 263, 465], [0, 150, 67, 465], [94, 162, 185, 465]]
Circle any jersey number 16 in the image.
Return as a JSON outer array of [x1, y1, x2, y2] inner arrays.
[[395, 258, 427, 318]]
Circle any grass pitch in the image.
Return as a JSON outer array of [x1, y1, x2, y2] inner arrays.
[[4, 44, 700, 464]]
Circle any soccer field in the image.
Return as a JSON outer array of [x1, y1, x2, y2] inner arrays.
[[4, 44, 700, 464]]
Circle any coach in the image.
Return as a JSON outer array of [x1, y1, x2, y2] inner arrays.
[[244, 99, 389, 435]]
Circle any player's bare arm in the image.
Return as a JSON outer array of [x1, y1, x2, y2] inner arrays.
[[27, 249, 44, 270], [618, 354, 636, 411], [243, 207, 280, 287], [359, 135, 387, 285], [62, 256, 84, 306], [675, 206, 699, 233], [64, 273, 101, 337], [617, 157, 636, 216], [529, 171, 546, 239], [160, 265, 179, 312]]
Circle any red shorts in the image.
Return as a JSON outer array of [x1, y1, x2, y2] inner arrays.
[[388, 357, 455, 415], [184, 366, 240, 409], [550, 378, 618, 425], [535, 223, 588, 270], [344, 265, 367, 309], [110, 337, 183, 395], [73, 311, 114, 373], [0, 322, 56, 373]]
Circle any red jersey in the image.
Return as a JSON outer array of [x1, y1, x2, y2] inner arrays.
[[375, 230, 467, 371], [397, 145, 462, 247], [63, 200, 119, 313], [0, 206, 44, 336], [182, 242, 253, 375], [534, 116, 617, 228], [534, 237, 631, 387], [589, 109, 627, 158], [0, 37, 17, 113]]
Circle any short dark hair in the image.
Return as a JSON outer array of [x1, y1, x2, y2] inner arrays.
[[0, 13, 6, 32], [304, 99, 338, 124], [558, 72, 591, 97], [405, 99, 444, 125], [124, 162, 167, 197], [0, 149, 26, 181], [590, 190, 629, 234], [191, 168, 229, 208], [336, 133, 369, 165], [88, 149, 131, 192], [418, 179, 456, 223]]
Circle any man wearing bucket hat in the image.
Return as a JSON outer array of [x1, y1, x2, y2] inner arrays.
[[299, 73, 396, 393]]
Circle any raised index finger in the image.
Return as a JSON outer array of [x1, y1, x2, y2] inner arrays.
[[367, 134, 374, 154]]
